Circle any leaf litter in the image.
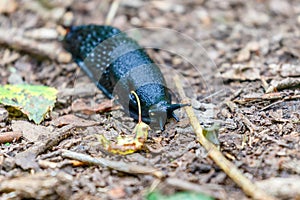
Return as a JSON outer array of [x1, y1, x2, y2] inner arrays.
[[0, 0, 300, 199]]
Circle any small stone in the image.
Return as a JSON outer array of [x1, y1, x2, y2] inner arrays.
[[237, 48, 251, 62], [0, 107, 9, 122], [130, 17, 142, 26], [8, 72, 24, 85]]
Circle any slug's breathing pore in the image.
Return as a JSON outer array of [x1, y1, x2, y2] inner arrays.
[[62, 24, 187, 130]]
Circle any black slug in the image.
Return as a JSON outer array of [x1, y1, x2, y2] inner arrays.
[[62, 25, 186, 130]]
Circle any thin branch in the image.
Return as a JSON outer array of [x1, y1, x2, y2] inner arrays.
[[173, 75, 276, 200], [0, 131, 22, 143], [105, 0, 121, 25], [15, 125, 76, 170], [0, 28, 71, 63], [61, 149, 164, 178]]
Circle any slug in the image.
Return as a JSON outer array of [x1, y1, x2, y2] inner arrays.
[[62, 25, 186, 130]]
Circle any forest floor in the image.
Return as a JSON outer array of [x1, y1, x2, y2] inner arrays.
[[1, 0, 300, 199]]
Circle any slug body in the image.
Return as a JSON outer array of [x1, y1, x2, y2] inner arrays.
[[63, 25, 184, 130]]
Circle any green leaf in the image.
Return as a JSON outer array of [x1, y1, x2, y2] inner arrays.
[[147, 191, 214, 200], [0, 84, 57, 124]]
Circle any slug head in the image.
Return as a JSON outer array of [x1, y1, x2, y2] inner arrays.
[[149, 101, 189, 131]]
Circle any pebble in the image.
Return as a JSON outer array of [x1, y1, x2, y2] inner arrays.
[[237, 48, 251, 62], [0, 107, 9, 122], [8, 72, 24, 84]]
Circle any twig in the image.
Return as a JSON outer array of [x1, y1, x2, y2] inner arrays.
[[232, 91, 300, 111], [32, 125, 75, 156], [0, 131, 22, 143], [0, 28, 71, 63], [61, 149, 164, 178], [0, 51, 20, 66], [261, 76, 269, 92], [260, 94, 300, 111], [173, 75, 276, 200], [260, 100, 284, 111], [105, 0, 121, 25], [15, 125, 76, 170]]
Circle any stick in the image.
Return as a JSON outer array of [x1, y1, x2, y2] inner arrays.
[[15, 125, 74, 157], [0, 28, 71, 63], [260, 94, 300, 111], [173, 75, 276, 200], [0, 131, 22, 143], [15, 125, 76, 170], [105, 0, 121, 25], [33, 125, 75, 156], [61, 149, 164, 178]]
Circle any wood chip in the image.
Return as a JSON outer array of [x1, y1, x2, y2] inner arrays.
[[0, 131, 22, 143]]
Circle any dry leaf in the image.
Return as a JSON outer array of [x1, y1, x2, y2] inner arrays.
[[218, 63, 261, 81], [51, 114, 99, 127], [11, 120, 50, 142], [96, 122, 150, 155], [71, 99, 116, 115]]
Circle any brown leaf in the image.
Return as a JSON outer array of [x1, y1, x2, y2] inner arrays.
[[11, 120, 50, 142], [266, 78, 300, 93], [15, 151, 39, 170], [51, 114, 99, 127], [71, 99, 116, 115], [218, 63, 261, 81]]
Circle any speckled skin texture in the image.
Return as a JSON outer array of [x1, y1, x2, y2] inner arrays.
[[63, 25, 181, 128]]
